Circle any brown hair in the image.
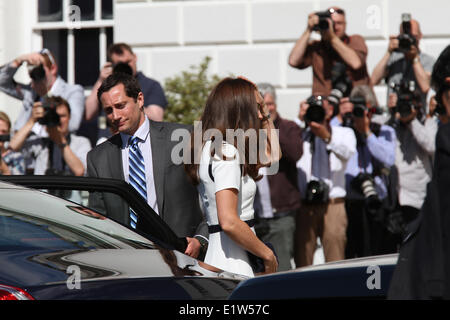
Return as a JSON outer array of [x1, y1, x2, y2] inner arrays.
[[185, 77, 267, 185], [0, 111, 11, 130], [47, 96, 71, 115], [107, 43, 134, 60]]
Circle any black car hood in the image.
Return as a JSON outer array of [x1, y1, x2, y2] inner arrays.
[[0, 247, 243, 299]]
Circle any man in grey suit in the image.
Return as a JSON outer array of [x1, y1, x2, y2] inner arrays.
[[87, 72, 207, 259]]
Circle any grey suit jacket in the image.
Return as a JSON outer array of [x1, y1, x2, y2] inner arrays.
[[86, 120, 207, 239]]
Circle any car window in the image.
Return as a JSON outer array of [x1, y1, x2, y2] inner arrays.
[[0, 188, 156, 251]]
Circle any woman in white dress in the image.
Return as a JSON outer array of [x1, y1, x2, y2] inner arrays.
[[185, 77, 280, 277]]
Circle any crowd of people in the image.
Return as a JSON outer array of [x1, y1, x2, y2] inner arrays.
[[0, 6, 448, 280]]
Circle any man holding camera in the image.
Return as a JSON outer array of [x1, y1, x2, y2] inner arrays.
[[288, 7, 370, 97], [85, 42, 167, 125], [371, 15, 435, 110], [372, 17, 437, 231], [0, 49, 85, 135], [331, 85, 397, 257], [9, 96, 91, 177], [294, 94, 356, 267], [0, 49, 85, 173]]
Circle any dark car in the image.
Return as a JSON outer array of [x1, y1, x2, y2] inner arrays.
[[0, 177, 245, 300], [229, 253, 398, 300]]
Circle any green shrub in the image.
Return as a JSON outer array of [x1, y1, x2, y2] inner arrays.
[[163, 56, 221, 125]]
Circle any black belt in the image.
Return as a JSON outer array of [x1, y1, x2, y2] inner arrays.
[[208, 219, 256, 234]]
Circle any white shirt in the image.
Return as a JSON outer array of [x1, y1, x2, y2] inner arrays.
[[34, 133, 91, 175], [296, 125, 356, 199], [120, 117, 159, 214]]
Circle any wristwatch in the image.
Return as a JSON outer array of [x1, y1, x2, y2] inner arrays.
[[194, 235, 208, 261], [58, 142, 68, 149]]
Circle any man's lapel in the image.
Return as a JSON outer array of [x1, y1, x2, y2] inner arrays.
[[149, 120, 166, 216], [108, 134, 125, 180]]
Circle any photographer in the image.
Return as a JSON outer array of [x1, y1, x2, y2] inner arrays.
[[371, 15, 435, 110], [0, 111, 25, 175], [0, 49, 84, 135], [84, 43, 167, 140], [253, 83, 303, 272], [388, 80, 437, 231], [288, 7, 371, 97], [294, 94, 356, 267], [9, 96, 91, 177], [388, 45, 450, 300], [331, 85, 397, 257]]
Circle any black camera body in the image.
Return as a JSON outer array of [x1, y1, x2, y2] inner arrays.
[[304, 179, 329, 204], [397, 34, 417, 53], [390, 81, 420, 118], [112, 62, 133, 76], [327, 62, 353, 112], [37, 98, 61, 128], [351, 173, 382, 214], [305, 95, 326, 124], [396, 13, 417, 53], [0, 134, 10, 142], [350, 96, 367, 118], [434, 102, 447, 116], [28, 64, 46, 82], [313, 11, 331, 31]]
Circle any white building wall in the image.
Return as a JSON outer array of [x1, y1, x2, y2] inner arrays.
[[115, 0, 450, 121], [0, 0, 449, 124], [0, 0, 36, 123]]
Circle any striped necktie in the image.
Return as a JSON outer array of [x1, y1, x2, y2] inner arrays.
[[128, 136, 147, 228]]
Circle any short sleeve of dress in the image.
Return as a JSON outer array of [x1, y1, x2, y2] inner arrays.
[[211, 143, 241, 194]]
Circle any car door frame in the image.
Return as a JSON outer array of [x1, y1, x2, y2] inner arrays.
[[0, 175, 187, 253]]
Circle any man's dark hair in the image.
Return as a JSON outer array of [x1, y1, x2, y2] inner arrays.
[[48, 96, 71, 115], [97, 72, 142, 106], [431, 45, 450, 102], [107, 42, 134, 60]]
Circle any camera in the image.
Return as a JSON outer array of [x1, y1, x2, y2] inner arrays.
[[396, 13, 417, 53], [0, 134, 10, 142], [313, 11, 331, 31], [304, 179, 329, 204], [350, 96, 367, 118], [304, 95, 326, 124], [37, 97, 61, 128], [28, 64, 46, 82], [434, 102, 447, 116], [112, 62, 133, 76], [389, 80, 420, 118], [351, 173, 382, 214], [327, 62, 353, 113]]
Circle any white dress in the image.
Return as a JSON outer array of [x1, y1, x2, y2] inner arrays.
[[198, 140, 256, 277]]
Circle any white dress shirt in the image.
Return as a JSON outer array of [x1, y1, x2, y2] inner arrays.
[[120, 117, 159, 214], [296, 125, 356, 199]]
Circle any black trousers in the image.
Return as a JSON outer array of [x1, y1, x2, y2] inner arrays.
[[345, 199, 400, 258]]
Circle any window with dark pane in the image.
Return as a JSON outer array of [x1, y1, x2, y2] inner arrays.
[[71, 0, 95, 21], [106, 27, 114, 56], [102, 0, 113, 20], [42, 29, 68, 82], [38, 0, 63, 22], [75, 28, 100, 87]]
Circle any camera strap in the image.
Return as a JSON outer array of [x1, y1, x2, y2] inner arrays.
[[48, 134, 71, 173]]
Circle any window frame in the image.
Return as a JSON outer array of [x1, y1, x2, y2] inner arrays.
[[32, 0, 115, 87]]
